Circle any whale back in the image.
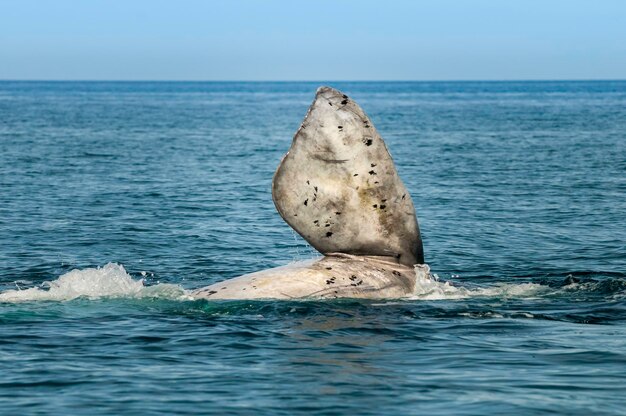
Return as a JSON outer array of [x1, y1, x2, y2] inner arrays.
[[193, 256, 418, 300], [272, 87, 424, 266]]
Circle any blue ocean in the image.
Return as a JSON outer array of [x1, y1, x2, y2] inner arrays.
[[1, 81, 625, 415]]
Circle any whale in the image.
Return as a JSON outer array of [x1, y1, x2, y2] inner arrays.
[[193, 86, 425, 300]]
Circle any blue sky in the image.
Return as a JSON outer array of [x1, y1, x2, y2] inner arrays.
[[1, 0, 625, 80]]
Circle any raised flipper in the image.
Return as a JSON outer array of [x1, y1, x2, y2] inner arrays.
[[272, 86, 424, 266]]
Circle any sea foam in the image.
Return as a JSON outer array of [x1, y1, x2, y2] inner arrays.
[[0, 263, 190, 303], [410, 264, 549, 300]]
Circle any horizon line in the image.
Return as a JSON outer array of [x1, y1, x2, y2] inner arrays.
[[1, 78, 625, 83]]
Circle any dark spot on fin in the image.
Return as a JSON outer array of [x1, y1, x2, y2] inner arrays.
[[363, 138, 373, 146], [369, 170, 376, 175], [304, 199, 308, 206], [341, 99, 348, 105], [326, 232, 333, 237]]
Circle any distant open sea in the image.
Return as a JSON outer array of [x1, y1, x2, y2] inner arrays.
[[0, 81, 625, 415]]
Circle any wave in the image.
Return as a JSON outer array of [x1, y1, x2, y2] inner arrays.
[[0, 263, 190, 303]]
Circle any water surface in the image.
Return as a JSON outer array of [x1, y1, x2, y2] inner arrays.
[[1, 81, 625, 415]]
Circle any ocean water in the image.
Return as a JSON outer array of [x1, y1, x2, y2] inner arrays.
[[0, 81, 625, 415]]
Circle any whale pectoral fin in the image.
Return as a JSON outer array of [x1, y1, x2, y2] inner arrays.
[[272, 86, 424, 266]]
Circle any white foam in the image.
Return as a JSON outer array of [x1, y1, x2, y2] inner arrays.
[[0, 263, 191, 303], [409, 264, 549, 300]]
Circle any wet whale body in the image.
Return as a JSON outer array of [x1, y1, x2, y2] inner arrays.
[[193, 87, 425, 300]]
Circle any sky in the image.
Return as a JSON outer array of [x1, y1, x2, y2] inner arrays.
[[0, 0, 625, 81]]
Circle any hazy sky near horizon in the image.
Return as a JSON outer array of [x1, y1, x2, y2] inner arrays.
[[1, 0, 625, 80]]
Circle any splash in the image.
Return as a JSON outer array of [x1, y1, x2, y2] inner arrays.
[[0, 263, 191, 303], [409, 264, 549, 300]]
